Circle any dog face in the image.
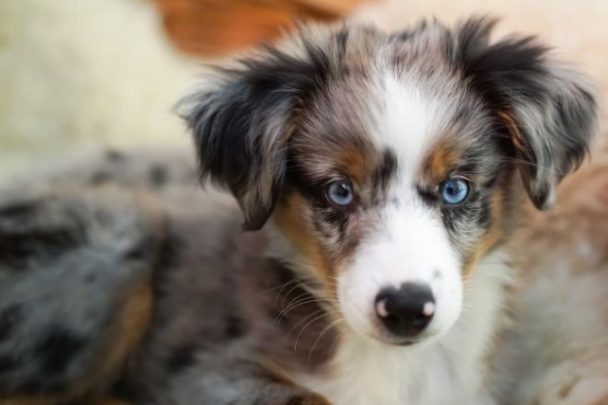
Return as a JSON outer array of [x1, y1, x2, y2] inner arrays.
[[184, 18, 596, 345]]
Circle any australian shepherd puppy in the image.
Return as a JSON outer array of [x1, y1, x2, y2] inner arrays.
[[0, 17, 598, 405]]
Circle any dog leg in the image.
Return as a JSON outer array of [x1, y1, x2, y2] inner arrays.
[[136, 352, 331, 405], [0, 186, 163, 403]]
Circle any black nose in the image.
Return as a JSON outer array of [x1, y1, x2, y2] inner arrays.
[[375, 283, 435, 338]]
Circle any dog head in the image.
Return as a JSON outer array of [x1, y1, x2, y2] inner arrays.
[[183, 17, 597, 345]]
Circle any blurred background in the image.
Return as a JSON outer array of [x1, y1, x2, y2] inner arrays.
[[0, 0, 607, 184]]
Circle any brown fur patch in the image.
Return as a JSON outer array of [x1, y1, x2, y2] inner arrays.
[[274, 191, 335, 292], [498, 111, 525, 153], [84, 279, 153, 392], [16, 280, 153, 405], [421, 137, 461, 184], [62, 280, 152, 403], [497, 110, 537, 193], [338, 144, 374, 187], [462, 188, 507, 277]]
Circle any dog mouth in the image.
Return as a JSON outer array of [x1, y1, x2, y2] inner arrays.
[[372, 332, 430, 347], [389, 337, 419, 346], [347, 322, 436, 347]]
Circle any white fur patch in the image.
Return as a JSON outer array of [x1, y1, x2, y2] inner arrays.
[[295, 251, 513, 405], [336, 71, 463, 342], [367, 72, 446, 175], [336, 203, 463, 341]]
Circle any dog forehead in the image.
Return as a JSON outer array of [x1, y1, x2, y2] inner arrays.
[[292, 27, 487, 187], [369, 73, 452, 174], [295, 70, 471, 188], [315, 71, 466, 193]]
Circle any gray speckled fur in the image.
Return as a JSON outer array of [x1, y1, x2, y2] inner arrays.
[[0, 181, 163, 396], [0, 148, 331, 404]]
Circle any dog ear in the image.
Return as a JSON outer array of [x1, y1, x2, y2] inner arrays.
[[450, 17, 598, 210], [181, 41, 329, 230]]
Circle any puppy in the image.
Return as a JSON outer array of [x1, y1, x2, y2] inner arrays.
[[0, 16, 598, 405], [169, 16, 597, 404]]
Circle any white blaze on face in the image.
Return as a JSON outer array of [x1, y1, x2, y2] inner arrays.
[[336, 72, 464, 342]]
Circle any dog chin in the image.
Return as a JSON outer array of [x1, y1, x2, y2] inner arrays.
[[376, 335, 420, 346], [343, 321, 443, 348], [374, 330, 444, 347]]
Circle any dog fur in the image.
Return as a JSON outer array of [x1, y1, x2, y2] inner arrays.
[[0, 17, 601, 405]]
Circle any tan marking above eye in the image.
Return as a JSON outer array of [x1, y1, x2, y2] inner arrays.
[[422, 138, 462, 185], [337, 144, 375, 186]]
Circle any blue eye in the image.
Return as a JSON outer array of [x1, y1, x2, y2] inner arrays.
[[441, 179, 470, 205], [327, 179, 354, 207]]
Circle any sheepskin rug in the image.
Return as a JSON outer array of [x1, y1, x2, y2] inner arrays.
[[0, 0, 199, 184]]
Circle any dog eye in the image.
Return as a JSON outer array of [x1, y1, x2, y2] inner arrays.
[[326, 179, 354, 207], [441, 178, 469, 205]]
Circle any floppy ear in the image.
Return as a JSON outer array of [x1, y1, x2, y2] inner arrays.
[[181, 41, 329, 230], [451, 17, 598, 210]]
